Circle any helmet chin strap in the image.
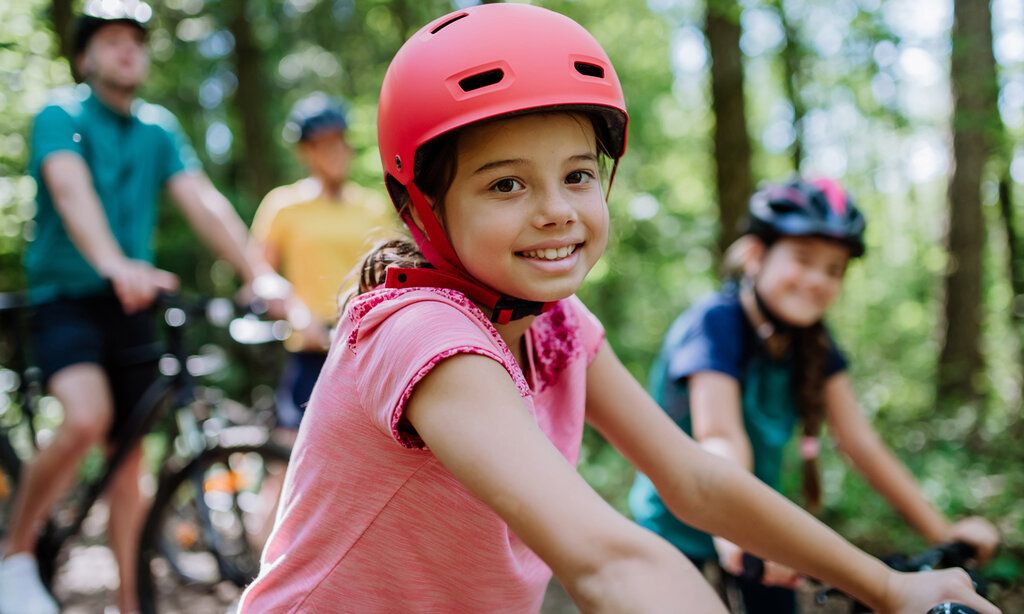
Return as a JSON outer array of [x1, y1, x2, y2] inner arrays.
[[383, 182, 553, 324], [741, 276, 818, 341]]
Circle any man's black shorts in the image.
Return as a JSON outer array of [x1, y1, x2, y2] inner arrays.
[[30, 292, 163, 442]]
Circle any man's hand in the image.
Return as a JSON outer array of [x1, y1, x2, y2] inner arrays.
[[239, 271, 291, 320], [100, 257, 179, 314]]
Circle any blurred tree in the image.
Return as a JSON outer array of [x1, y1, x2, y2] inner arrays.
[[228, 0, 281, 202], [938, 0, 1000, 407], [705, 0, 752, 254], [769, 0, 805, 171], [50, 0, 73, 64]]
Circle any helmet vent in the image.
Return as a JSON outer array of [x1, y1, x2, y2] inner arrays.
[[574, 61, 605, 78], [430, 13, 468, 34], [458, 69, 505, 92]]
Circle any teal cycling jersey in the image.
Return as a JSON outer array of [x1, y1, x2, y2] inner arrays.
[[25, 84, 200, 304], [629, 285, 847, 560]]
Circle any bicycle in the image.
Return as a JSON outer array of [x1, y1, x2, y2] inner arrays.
[[0, 292, 290, 612], [735, 541, 987, 613], [134, 293, 292, 613]]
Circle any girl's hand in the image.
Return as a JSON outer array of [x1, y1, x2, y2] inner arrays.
[[713, 537, 801, 588], [946, 516, 1000, 564], [762, 560, 802, 589], [882, 568, 1000, 614], [713, 536, 744, 576]]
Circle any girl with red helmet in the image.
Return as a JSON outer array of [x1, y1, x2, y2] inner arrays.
[[239, 6, 998, 613], [630, 178, 1000, 613]]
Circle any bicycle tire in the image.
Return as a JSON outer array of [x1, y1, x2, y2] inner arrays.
[[0, 433, 20, 539], [136, 441, 290, 614]]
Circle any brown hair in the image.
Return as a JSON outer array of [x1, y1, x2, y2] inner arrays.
[[722, 234, 830, 514], [790, 323, 830, 514], [349, 132, 461, 301]]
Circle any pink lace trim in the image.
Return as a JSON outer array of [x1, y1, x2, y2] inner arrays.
[[345, 287, 592, 397], [528, 302, 585, 393], [390, 346, 507, 449]]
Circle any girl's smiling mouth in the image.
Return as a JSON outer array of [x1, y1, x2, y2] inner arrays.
[[516, 243, 582, 261]]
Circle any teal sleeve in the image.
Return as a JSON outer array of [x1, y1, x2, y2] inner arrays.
[[30, 105, 83, 176], [160, 111, 201, 182]]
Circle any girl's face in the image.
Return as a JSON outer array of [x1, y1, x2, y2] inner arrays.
[[441, 113, 608, 304], [750, 236, 850, 327]]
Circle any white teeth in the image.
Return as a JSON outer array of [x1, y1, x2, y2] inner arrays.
[[521, 244, 577, 260]]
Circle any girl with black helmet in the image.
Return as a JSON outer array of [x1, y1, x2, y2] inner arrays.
[[630, 178, 1000, 613], [239, 6, 998, 613]]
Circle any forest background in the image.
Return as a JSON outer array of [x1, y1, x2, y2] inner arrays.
[[0, 0, 1021, 604]]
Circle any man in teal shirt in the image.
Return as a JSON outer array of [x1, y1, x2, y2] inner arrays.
[[0, 3, 287, 612]]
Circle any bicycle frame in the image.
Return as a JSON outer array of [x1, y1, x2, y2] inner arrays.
[[33, 302, 203, 585]]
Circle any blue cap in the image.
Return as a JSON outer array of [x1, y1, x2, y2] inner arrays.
[[283, 93, 348, 143]]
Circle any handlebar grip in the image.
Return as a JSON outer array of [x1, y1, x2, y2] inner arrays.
[[739, 552, 765, 582], [927, 604, 980, 614], [940, 542, 977, 566]]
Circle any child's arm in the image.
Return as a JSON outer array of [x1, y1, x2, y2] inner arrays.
[[687, 371, 802, 586], [584, 341, 999, 614], [404, 353, 728, 613], [824, 373, 1000, 561]]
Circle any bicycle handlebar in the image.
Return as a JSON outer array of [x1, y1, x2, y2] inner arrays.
[[737, 542, 985, 614], [155, 292, 290, 346]]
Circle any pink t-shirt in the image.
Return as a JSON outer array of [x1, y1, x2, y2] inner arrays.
[[239, 287, 605, 613]]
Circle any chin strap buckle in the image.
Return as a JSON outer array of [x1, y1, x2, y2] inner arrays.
[[491, 296, 547, 325]]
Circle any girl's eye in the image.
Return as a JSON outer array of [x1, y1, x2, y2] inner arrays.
[[491, 178, 523, 193], [566, 170, 595, 185]]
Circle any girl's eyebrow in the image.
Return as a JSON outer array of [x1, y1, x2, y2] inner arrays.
[[473, 152, 598, 175], [473, 158, 527, 174]]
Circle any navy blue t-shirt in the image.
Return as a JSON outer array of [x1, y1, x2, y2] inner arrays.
[[629, 284, 847, 560]]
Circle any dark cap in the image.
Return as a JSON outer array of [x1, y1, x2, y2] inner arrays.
[[75, 0, 152, 55], [283, 93, 349, 144]]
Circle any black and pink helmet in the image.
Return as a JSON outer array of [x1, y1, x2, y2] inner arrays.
[[746, 178, 866, 257]]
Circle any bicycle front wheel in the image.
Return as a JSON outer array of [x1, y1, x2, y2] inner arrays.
[[0, 434, 19, 538], [137, 441, 290, 614]]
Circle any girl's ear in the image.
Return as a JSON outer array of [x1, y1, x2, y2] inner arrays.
[[408, 205, 426, 234], [406, 194, 438, 235], [742, 237, 767, 278]]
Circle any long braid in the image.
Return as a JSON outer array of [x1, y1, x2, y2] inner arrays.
[[791, 322, 830, 514]]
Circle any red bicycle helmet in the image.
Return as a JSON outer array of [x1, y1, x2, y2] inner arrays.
[[377, 3, 628, 323]]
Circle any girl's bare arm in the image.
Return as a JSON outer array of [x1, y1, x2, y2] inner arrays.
[[825, 374, 999, 561], [404, 353, 727, 614], [584, 341, 998, 614]]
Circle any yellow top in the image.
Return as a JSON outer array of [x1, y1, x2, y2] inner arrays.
[[252, 178, 397, 349]]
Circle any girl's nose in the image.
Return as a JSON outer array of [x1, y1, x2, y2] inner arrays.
[[806, 269, 835, 296], [533, 189, 578, 228]]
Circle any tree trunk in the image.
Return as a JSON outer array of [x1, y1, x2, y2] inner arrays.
[[227, 0, 279, 207], [998, 177, 1023, 321], [706, 0, 753, 254], [772, 0, 805, 171], [937, 0, 999, 407], [50, 0, 74, 65]]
